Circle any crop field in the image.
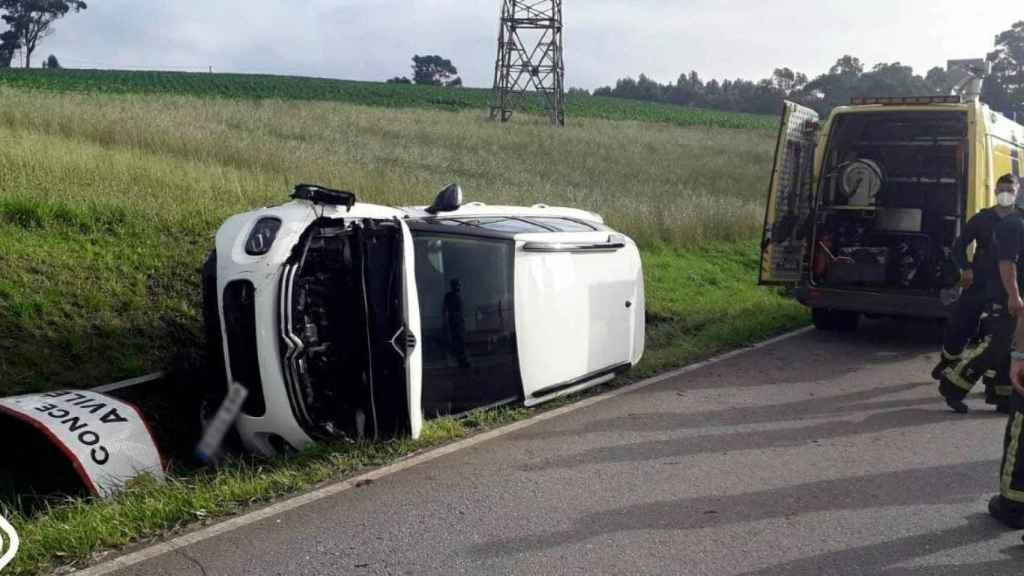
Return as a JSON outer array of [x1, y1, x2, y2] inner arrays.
[[0, 68, 777, 130]]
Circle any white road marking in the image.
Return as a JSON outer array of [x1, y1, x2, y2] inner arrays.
[[73, 326, 813, 575]]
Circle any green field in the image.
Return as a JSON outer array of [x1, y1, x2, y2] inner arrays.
[[0, 78, 805, 574], [0, 68, 777, 130], [0, 87, 789, 394]]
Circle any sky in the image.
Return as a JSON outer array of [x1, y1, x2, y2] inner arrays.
[[24, 0, 1024, 89]]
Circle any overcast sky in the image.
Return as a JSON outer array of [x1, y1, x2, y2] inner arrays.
[[30, 1, 1023, 89]]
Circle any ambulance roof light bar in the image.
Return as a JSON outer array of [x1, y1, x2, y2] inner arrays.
[[850, 95, 964, 106]]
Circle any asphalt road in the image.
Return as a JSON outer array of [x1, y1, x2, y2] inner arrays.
[[105, 320, 1024, 575]]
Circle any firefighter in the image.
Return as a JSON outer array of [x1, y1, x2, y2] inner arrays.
[[936, 174, 1022, 413], [988, 178, 1024, 530]]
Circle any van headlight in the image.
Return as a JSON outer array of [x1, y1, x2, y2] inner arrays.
[[245, 218, 282, 256]]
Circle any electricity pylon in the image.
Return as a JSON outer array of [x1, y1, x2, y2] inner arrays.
[[489, 0, 565, 126]]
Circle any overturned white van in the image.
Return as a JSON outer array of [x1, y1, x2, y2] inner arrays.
[[204, 185, 645, 456]]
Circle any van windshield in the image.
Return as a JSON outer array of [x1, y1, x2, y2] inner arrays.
[[812, 110, 969, 292]]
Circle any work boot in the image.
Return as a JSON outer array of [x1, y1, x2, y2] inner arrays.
[[988, 495, 1024, 529], [932, 353, 961, 381], [938, 379, 969, 414], [984, 372, 998, 405]]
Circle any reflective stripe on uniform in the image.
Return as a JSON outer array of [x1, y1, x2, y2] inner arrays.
[[1002, 412, 1024, 503], [945, 337, 991, 392]]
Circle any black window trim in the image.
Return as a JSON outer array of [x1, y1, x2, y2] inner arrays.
[[407, 216, 607, 238]]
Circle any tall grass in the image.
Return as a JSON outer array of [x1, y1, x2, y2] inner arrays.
[[0, 87, 778, 391], [0, 89, 774, 245]]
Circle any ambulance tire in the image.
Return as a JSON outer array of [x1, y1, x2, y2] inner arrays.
[[813, 308, 860, 332]]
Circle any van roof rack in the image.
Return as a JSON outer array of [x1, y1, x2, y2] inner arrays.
[[850, 95, 963, 106], [291, 184, 356, 210]]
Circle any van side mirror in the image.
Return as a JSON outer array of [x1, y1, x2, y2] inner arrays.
[[426, 184, 463, 214]]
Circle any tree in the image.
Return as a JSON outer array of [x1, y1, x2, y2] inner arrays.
[[41, 52, 57, 68], [0, 26, 18, 68], [857, 62, 932, 98], [386, 76, 412, 84], [411, 54, 459, 86], [986, 20, 1024, 116], [829, 55, 864, 77], [924, 66, 953, 94], [804, 55, 867, 111], [771, 67, 808, 95], [0, 0, 87, 69]]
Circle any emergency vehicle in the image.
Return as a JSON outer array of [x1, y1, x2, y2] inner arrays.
[[760, 62, 1024, 331]]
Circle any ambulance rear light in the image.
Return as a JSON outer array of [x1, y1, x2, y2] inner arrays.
[[850, 95, 963, 106]]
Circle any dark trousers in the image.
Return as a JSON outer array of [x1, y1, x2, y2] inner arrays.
[[945, 305, 1015, 401], [1000, 390, 1024, 504], [942, 285, 989, 357]]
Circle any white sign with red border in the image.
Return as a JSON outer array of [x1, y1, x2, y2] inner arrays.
[[0, 390, 164, 498]]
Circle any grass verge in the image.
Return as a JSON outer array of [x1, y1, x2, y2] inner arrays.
[[1, 241, 807, 575]]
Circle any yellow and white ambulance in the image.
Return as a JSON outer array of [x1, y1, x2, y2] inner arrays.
[[760, 92, 1024, 330]]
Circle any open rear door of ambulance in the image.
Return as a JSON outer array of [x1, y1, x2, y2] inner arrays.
[[760, 101, 820, 285]]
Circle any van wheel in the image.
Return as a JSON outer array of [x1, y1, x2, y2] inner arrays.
[[813, 308, 860, 332]]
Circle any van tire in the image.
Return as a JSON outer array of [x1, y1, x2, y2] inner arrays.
[[813, 308, 860, 332]]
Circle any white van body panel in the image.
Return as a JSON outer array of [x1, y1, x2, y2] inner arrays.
[[515, 233, 644, 406]]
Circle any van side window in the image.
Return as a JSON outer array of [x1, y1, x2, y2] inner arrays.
[[412, 233, 521, 415]]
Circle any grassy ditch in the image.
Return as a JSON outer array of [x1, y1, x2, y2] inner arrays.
[[2, 242, 806, 575]]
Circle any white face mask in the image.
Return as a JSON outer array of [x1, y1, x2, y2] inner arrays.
[[997, 192, 1016, 207]]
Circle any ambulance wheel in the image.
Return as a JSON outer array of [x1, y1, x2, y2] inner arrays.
[[813, 308, 860, 332]]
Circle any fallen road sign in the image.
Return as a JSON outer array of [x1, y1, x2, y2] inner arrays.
[[0, 390, 165, 498]]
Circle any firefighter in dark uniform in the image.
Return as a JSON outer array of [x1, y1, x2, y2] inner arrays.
[[935, 174, 1022, 413], [988, 174, 1024, 531]]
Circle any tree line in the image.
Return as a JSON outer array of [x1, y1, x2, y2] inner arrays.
[[591, 20, 1024, 118]]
